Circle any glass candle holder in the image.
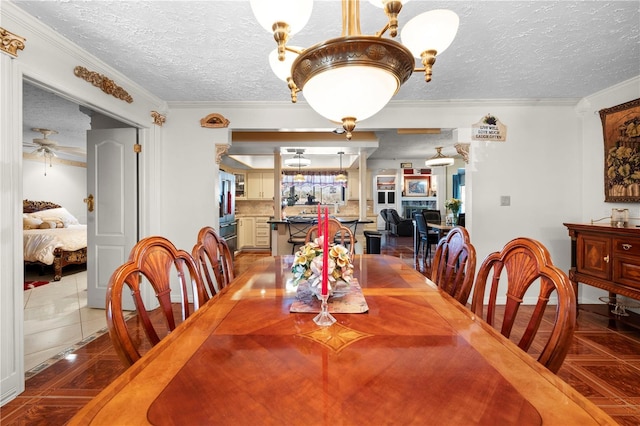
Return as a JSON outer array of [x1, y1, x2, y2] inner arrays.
[[611, 208, 629, 227]]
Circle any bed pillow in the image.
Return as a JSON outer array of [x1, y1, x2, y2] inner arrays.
[[39, 220, 63, 229], [28, 207, 80, 227], [23, 216, 43, 230]]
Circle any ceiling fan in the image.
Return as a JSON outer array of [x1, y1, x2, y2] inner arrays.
[[23, 128, 86, 175], [24, 128, 86, 157]]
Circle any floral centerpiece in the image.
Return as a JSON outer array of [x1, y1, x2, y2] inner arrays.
[[444, 198, 462, 214], [444, 198, 462, 225], [291, 236, 353, 297]]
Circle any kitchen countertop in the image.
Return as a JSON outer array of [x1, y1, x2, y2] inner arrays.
[[267, 216, 374, 224]]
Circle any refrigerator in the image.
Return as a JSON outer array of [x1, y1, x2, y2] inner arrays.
[[218, 171, 237, 257]]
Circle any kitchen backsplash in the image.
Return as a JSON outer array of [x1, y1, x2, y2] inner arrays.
[[236, 200, 372, 217]]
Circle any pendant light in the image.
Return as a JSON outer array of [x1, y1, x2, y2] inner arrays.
[[425, 146, 454, 167], [335, 152, 347, 183]]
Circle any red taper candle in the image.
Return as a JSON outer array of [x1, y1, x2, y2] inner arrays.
[[317, 204, 322, 239], [321, 207, 329, 296]]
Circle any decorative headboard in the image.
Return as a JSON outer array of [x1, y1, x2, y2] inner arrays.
[[23, 200, 62, 213]]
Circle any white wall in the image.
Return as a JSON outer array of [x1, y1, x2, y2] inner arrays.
[[22, 158, 87, 223], [1, 2, 164, 405], [577, 77, 640, 304]]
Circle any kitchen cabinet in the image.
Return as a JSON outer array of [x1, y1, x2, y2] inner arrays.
[[348, 171, 372, 200], [565, 223, 640, 302], [238, 217, 255, 249], [247, 172, 274, 200], [234, 173, 246, 199], [255, 217, 271, 248], [238, 216, 270, 250]]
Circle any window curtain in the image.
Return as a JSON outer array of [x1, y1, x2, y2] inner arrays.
[[282, 170, 344, 186]]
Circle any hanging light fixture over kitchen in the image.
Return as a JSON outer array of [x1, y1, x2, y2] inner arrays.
[[425, 146, 454, 167], [335, 152, 348, 183], [285, 151, 310, 183], [251, 0, 459, 140]]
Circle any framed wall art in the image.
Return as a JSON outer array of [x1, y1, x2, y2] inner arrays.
[[599, 98, 640, 202], [404, 177, 430, 197]]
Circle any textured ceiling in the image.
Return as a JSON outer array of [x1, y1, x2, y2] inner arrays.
[[13, 0, 640, 164]]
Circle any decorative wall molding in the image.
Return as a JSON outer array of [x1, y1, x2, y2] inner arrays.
[[215, 144, 229, 164], [454, 143, 470, 164], [73, 66, 133, 104], [151, 111, 166, 126], [0, 27, 26, 58], [201, 113, 230, 128]]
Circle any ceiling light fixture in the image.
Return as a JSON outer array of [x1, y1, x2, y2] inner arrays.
[[284, 152, 311, 167], [425, 147, 454, 167], [335, 152, 348, 183], [251, 0, 459, 140]]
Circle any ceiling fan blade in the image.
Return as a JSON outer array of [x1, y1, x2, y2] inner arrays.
[[54, 145, 86, 155]]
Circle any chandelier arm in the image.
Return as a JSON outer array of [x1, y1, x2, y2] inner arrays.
[[374, 23, 390, 38], [285, 46, 303, 55]]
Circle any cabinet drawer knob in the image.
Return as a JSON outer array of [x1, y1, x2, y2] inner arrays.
[[604, 255, 610, 263], [622, 243, 632, 250]]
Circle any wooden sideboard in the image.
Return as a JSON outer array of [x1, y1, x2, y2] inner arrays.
[[565, 223, 640, 302]]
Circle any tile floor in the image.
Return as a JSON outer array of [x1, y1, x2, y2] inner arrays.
[[23, 264, 107, 375], [4, 234, 640, 425]]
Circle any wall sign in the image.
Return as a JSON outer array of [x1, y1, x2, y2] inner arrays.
[[472, 114, 507, 142], [400, 162, 412, 168]]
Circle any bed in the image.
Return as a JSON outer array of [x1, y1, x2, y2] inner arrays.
[[23, 200, 87, 281]]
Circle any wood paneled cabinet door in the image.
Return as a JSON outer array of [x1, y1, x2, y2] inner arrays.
[[238, 217, 255, 249], [576, 233, 611, 280], [247, 172, 274, 200]]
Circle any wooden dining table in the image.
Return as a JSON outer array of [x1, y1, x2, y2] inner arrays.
[[69, 255, 615, 425]]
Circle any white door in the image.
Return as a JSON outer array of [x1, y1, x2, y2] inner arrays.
[[86, 128, 138, 309]]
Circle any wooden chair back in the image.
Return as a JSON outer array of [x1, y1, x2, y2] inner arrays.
[[305, 218, 355, 257], [470, 237, 576, 373], [430, 226, 476, 305], [192, 226, 234, 300], [106, 236, 207, 367]]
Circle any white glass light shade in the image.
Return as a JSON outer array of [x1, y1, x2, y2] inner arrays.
[[367, 0, 410, 8], [269, 47, 300, 81], [250, 0, 313, 35], [401, 9, 459, 57], [302, 66, 399, 123], [335, 173, 348, 183], [425, 157, 454, 167], [293, 173, 306, 182], [284, 157, 311, 167]]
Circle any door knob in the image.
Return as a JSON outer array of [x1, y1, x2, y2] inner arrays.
[[603, 255, 609, 263], [84, 194, 94, 212]]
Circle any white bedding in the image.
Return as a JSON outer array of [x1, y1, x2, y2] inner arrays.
[[23, 224, 87, 265]]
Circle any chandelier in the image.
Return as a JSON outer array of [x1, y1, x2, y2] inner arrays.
[[251, 0, 459, 140], [425, 146, 454, 167], [335, 152, 348, 183]]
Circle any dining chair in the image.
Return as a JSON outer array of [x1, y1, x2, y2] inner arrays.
[[413, 212, 429, 262], [430, 226, 476, 306], [192, 226, 234, 300], [422, 209, 441, 258], [106, 236, 207, 367], [305, 218, 355, 257], [338, 219, 359, 248], [287, 218, 315, 254], [470, 237, 576, 373]]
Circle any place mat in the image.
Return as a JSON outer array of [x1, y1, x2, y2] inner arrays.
[[290, 279, 369, 314]]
